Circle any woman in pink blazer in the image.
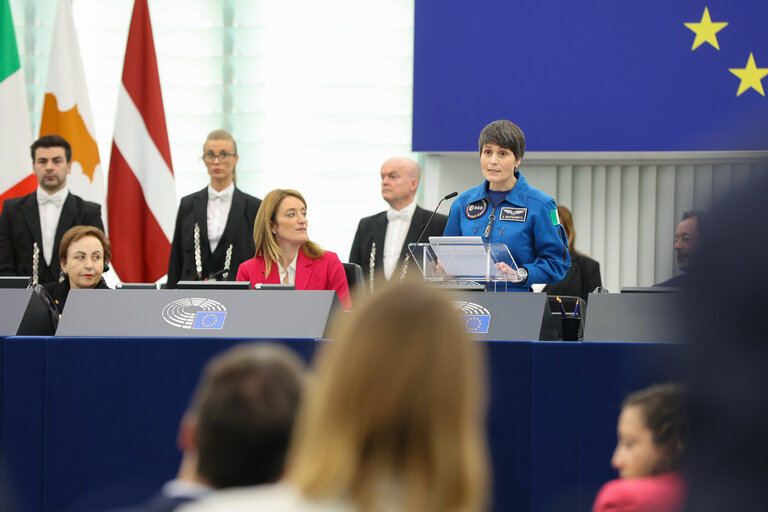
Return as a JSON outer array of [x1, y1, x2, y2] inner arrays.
[[236, 189, 351, 310], [592, 384, 688, 512]]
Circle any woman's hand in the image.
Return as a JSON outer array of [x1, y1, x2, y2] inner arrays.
[[495, 262, 524, 283]]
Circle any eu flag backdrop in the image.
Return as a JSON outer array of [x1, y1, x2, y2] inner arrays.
[[413, 0, 768, 151]]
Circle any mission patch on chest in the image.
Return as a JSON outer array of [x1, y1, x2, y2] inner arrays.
[[465, 199, 488, 219]]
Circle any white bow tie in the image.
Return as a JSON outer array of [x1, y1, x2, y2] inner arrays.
[[209, 190, 232, 202], [387, 209, 409, 222], [38, 194, 63, 207]]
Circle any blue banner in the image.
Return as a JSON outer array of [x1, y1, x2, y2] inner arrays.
[[413, 0, 768, 151]]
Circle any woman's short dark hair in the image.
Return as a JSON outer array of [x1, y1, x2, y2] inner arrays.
[[58, 225, 111, 264], [478, 120, 526, 160], [623, 383, 688, 473]]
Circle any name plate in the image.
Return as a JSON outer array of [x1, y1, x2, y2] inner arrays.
[[57, 289, 340, 338]]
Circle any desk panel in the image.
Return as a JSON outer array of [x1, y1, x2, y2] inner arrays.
[[1, 338, 46, 512], [0, 338, 686, 512], [2, 337, 315, 512]]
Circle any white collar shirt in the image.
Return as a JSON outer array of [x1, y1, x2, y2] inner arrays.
[[277, 253, 299, 285], [383, 200, 417, 281], [36, 187, 69, 266], [161, 479, 211, 500], [207, 183, 234, 253]]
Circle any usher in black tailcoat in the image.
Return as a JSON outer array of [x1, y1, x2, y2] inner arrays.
[[166, 187, 261, 288]]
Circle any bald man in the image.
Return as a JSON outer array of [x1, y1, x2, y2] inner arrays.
[[349, 157, 448, 291]]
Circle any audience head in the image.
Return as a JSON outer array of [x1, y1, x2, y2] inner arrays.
[[611, 383, 688, 479], [252, 189, 323, 275], [674, 210, 702, 273], [58, 226, 111, 289], [181, 342, 306, 488], [478, 120, 526, 161], [557, 205, 577, 253], [287, 282, 489, 512], [380, 157, 420, 211], [203, 129, 239, 189], [31, 135, 72, 193]]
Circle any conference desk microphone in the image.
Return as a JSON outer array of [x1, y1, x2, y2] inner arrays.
[[398, 191, 458, 280], [206, 267, 230, 281]]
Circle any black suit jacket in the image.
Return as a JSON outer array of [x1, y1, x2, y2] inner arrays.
[[543, 251, 602, 302], [349, 206, 448, 290], [43, 277, 110, 310], [0, 191, 103, 284], [166, 187, 261, 288]]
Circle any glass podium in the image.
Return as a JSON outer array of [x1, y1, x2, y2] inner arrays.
[[408, 237, 524, 292]]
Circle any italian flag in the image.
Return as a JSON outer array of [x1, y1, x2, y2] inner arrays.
[[0, 0, 35, 214]]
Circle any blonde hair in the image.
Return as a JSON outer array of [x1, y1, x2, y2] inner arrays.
[[252, 189, 324, 277], [204, 129, 238, 185], [287, 282, 489, 512]]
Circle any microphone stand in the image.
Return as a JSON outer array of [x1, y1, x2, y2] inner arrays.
[[398, 192, 458, 280]]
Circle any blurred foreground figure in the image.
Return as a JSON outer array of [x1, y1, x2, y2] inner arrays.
[[184, 282, 490, 512], [110, 343, 305, 512], [683, 176, 768, 512], [593, 384, 688, 512]]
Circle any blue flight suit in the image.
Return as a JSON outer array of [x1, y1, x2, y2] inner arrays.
[[443, 171, 570, 289]]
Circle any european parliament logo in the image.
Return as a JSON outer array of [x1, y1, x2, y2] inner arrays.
[[452, 301, 491, 334], [161, 298, 228, 330]]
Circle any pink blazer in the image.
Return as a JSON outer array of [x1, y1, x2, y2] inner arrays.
[[592, 473, 686, 512], [236, 250, 351, 310]]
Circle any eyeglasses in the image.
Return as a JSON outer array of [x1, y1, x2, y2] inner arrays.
[[203, 152, 236, 163]]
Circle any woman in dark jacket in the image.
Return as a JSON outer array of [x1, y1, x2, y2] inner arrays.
[[166, 130, 261, 287], [544, 205, 602, 301], [43, 225, 111, 311]]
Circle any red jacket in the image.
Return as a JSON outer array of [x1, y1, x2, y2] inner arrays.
[[236, 250, 351, 310], [592, 473, 686, 512]]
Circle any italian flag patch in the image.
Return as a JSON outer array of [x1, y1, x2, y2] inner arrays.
[[550, 209, 561, 226]]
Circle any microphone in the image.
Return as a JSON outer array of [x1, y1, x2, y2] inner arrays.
[[398, 191, 458, 280], [206, 267, 230, 281], [413, 191, 457, 246]]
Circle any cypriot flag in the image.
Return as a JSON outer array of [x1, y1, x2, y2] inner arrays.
[[0, 0, 35, 214], [39, 0, 104, 209]]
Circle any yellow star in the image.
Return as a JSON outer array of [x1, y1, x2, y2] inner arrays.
[[684, 7, 728, 50], [729, 53, 768, 96]]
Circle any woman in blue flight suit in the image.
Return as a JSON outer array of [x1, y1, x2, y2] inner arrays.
[[443, 120, 570, 289]]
